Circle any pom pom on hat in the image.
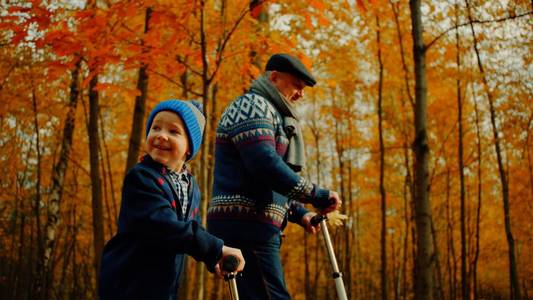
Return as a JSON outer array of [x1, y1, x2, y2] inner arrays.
[[145, 100, 205, 161]]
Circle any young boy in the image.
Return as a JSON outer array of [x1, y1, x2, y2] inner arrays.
[[99, 100, 244, 300]]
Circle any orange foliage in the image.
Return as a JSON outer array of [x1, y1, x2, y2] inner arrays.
[[0, 0, 531, 299]]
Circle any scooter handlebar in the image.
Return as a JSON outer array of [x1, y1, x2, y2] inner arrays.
[[310, 214, 327, 226], [221, 255, 240, 273]]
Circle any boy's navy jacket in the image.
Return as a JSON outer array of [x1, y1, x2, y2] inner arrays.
[[99, 155, 223, 300]]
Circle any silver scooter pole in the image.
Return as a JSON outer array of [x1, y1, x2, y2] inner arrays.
[[222, 255, 240, 300], [311, 214, 348, 300]]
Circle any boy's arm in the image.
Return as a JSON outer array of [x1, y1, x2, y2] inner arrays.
[[122, 168, 223, 271]]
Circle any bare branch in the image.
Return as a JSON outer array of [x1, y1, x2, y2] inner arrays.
[[176, 55, 203, 77], [148, 68, 202, 97], [208, 3, 252, 83], [426, 10, 532, 50]]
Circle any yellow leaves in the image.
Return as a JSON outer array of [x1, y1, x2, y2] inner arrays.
[[95, 83, 141, 100], [1, 2, 531, 298], [327, 211, 348, 227], [326, 79, 338, 89]]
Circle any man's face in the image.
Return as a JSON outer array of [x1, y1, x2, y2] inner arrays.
[[270, 71, 306, 103]]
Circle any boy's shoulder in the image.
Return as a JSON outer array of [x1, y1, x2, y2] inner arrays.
[[124, 156, 167, 183]]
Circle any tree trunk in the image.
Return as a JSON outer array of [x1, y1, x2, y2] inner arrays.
[[346, 104, 355, 300], [99, 109, 118, 230], [308, 101, 324, 299], [471, 88, 483, 300], [39, 58, 81, 299], [445, 166, 457, 300], [178, 67, 191, 300], [125, 7, 152, 173], [409, 1, 434, 299], [389, 0, 414, 109], [391, 2, 417, 296], [376, 13, 388, 300], [30, 81, 45, 299], [454, 4, 469, 299], [197, 2, 209, 299], [88, 73, 105, 285], [465, 1, 520, 299], [402, 138, 412, 300], [431, 219, 445, 300]]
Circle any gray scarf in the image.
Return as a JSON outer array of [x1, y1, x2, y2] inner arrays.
[[249, 75, 306, 172]]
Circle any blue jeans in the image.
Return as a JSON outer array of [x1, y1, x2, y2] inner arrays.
[[226, 234, 291, 300]]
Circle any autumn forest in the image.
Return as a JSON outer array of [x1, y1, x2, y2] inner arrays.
[[0, 0, 531, 299]]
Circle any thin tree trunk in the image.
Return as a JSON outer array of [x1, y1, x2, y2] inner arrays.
[[390, 11, 418, 297], [390, 0, 414, 109], [431, 219, 445, 300], [471, 89, 483, 300], [465, 1, 520, 299], [402, 139, 411, 300], [399, 88, 414, 300], [178, 67, 190, 300], [445, 167, 458, 300], [88, 73, 105, 286], [208, 83, 218, 198], [331, 90, 348, 300], [125, 7, 152, 173], [58, 203, 75, 300], [30, 82, 45, 299], [346, 106, 355, 300], [376, 13, 388, 300], [409, 1, 434, 299], [99, 109, 118, 229], [39, 58, 81, 299], [305, 229, 310, 300], [197, 2, 209, 298], [526, 115, 533, 198], [98, 132, 112, 237], [455, 3, 469, 299], [309, 104, 323, 299]]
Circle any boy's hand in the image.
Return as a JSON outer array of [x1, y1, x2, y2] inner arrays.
[[214, 246, 245, 278], [319, 191, 342, 214]]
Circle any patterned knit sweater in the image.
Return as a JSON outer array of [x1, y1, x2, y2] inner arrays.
[[207, 92, 331, 240]]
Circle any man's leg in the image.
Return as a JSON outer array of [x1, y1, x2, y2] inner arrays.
[[232, 235, 290, 300]]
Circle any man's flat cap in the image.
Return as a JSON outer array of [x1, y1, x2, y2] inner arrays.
[[265, 53, 317, 87]]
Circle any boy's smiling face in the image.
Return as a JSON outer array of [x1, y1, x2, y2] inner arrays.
[[146, 111, 189, 171]]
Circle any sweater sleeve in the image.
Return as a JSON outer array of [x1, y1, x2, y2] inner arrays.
[[222, 94, 330, 207], [287, 201, 309, 225], [121, 168, 223, 271]]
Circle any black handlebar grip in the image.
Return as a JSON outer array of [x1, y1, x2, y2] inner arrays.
[[221, 255, 239, 273], [310, 214, 326, 226]]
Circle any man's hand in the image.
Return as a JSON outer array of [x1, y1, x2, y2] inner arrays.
[[301, 212, 320, 234], [319, 191, 342, 214], [214, 246, 245, 278]]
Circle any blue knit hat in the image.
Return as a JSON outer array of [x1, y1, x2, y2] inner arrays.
[[145, 100, 205, 161]]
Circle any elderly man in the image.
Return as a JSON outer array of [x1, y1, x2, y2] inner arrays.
[[207, 53, 341, 299]]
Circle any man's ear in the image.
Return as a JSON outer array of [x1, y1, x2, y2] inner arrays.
[[269, 70, 279, 83]]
